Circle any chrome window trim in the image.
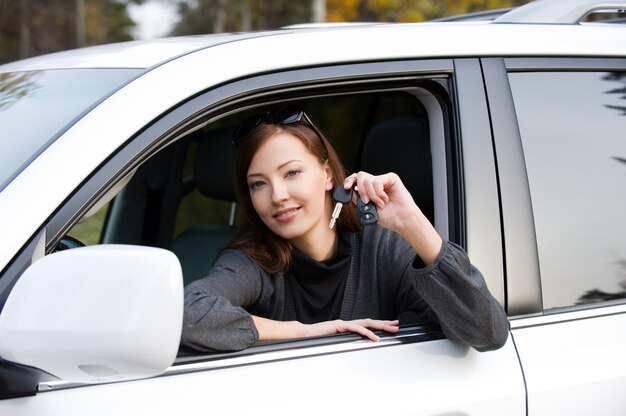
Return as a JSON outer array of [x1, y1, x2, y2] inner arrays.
[[38, 324, 444, 393], [510, 302, 626, 330], [504, 57, 626, 72]]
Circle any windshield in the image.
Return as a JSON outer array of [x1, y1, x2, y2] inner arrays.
[[0, 68, 141, 191]]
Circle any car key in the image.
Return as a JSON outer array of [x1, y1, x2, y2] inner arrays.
[[355, 186, 378, 226], [329, 185, 353, 229]]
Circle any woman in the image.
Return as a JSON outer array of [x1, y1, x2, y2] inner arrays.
[[181, 106, 508, 352]]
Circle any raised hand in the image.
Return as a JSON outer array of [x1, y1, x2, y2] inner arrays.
[[343, 171, 443, 265]]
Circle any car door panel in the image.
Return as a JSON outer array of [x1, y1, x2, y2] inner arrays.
[[512, 307, 626, 415], [1, 337, 524, 416]]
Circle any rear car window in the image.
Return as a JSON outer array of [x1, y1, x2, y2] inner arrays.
[[509, 70, 626, 310]]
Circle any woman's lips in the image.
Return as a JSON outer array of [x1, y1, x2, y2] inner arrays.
[[273, 207, 300, 223]]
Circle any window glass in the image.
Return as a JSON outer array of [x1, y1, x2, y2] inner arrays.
[[509, 71, 626, 309], [68, 202, 110, 245], [0, 68, 140, 191], [173, 140, 234, 239]]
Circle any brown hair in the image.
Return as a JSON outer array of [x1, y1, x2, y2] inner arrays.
[[229, 120, 360, 275]]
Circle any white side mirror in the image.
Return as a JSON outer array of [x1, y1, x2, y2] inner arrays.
[[0, 245, 183, 383]]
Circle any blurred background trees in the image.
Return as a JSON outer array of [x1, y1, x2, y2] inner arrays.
[[1, 0, 140, 64], [0, 0, 530, 64]]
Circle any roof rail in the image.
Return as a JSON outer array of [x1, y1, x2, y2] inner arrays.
[[432, 7, 514, 22], [494, 0, 626, 24], [280, 22, 379, 30]]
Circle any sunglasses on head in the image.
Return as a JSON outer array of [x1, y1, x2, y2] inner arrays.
[[232, 105, 323, 148]]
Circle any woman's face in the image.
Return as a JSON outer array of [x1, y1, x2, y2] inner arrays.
[[246, 131, 334, 249]]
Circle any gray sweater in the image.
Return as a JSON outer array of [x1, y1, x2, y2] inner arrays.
[[182, 225, 509, 352]]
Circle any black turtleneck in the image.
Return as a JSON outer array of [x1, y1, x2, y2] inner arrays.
[[287, 230, 352, 324]]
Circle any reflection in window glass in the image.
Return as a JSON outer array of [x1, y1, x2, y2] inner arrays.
[[0, 68, 140, 191], [68, 202, 109, 245], [509, 71, 626, 310]]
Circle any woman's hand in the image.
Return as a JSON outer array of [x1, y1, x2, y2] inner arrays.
[[344, 171, 443, 265], [343, 172, 417, 232], [303, 318, 400, 342]]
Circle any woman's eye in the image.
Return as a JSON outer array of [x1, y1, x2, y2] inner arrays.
[[249, 181, 265, 190], [286, 169, 301, 178]]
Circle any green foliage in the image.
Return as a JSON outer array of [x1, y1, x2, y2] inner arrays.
[[172, 0, 533, 36], [68, 203, 109, 246], [327, 0, 533, 22], [171, 0, 312, 35]]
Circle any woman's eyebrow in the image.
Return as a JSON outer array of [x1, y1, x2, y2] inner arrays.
[[247, 159, 302, 178]]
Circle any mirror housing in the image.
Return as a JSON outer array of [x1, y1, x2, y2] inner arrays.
[[0, 245, 183, 384]]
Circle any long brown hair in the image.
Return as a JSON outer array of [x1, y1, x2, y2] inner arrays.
[[229, 120, 360, 275]]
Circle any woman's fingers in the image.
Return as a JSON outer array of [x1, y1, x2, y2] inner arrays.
[[344, 172, 395, 208], [348, 319, 399, 341], [304, 318, 399, 341]]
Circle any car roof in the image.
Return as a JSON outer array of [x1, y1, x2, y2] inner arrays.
[[0, 20, 624, 73]]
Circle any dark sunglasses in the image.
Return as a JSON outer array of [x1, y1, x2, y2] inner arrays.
[[232, 105, 323, 148]]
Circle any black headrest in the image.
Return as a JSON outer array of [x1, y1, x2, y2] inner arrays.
[[360, 115, 434, 222], [194, 125, 237, 202]]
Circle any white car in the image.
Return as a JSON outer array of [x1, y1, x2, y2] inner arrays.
[[0, 0, 625, 414]]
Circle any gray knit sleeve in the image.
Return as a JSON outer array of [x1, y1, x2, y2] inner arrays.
[[181, 249, 263, 352], [408, 240, 509, 352]]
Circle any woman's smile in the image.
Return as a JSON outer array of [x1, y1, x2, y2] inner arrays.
[[273, 206, 301, 223]]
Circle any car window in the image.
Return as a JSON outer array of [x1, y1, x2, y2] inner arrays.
[[0, 68, 140, 192], [67, 202, 110, 245], [168, 90, 438, 287], [509, 71, 626, 310]]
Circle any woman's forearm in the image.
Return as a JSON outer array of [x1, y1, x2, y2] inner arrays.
[[395, 208, 443, 266], [252, 315, 305, 341], [252, 315, 400, 342]]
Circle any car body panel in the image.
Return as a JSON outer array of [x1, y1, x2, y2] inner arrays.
[[1, 338, 525, 416], [511, 304, 626, 415]]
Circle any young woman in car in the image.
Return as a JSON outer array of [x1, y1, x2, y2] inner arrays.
[[181, 106, 508, 352]]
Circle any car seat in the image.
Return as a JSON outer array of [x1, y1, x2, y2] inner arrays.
[[359, 115, 434, 223], [170, 125, 238, 286]]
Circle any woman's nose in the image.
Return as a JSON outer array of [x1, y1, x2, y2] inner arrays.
[[271, 182, 289, 204]]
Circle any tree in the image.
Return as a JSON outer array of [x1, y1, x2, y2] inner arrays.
[[170, 0, 533, 37], [326, 0, 532, 23], [0, 0, 141, 64], [171, 0, 311, 35]]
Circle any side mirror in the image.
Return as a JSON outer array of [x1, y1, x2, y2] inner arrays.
[[0, 245, 183, 384]]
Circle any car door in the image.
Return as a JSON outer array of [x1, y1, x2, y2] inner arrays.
[[0, 56, 525, 415], [483, 57, 626, 415]]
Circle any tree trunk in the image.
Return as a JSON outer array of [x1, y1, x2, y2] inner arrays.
[[76, 0, 86, 47], [214, 0, 227, 33], [241, 0, 252, 31], [19, 0, 31, 58], [311, 0, 325, 23]]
